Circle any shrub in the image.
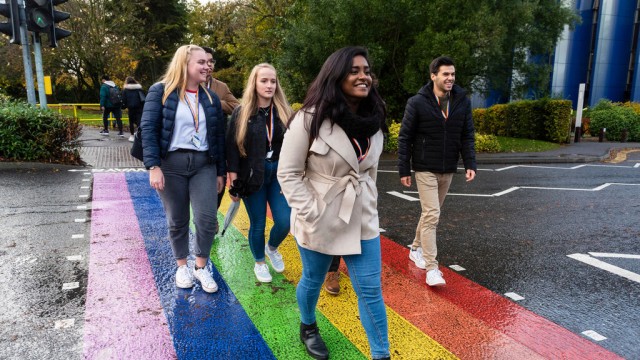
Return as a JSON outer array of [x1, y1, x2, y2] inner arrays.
[[0, 97, 82, 164], [475, 134, 501, 152], [590, 104, 640, 141], [384, 121, 401, 153]]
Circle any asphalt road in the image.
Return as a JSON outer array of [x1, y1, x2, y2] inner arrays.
[[377, 153, 640, 359], [0, 163, 90, 359]]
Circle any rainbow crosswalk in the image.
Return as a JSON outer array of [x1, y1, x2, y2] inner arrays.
[[83, 172, 622, 359]]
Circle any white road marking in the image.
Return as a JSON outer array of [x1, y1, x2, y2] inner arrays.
[[62, 282, 80, 290], [504, 292, 525, 301], [400, 183, 639, 198], [634, 163, 640, 168], [71, 234, 84, 239], [74, 218, 86, 223], [54, 319, 75, 329], [387, 191, 420, 201], [449, 265, 466, 271], [83, 172, 91, 175], [582, 330, 607, 341], [77, 205, 87, 210], [588, 252, 640, 259], [82, 179, 90, 182], [79, 194, 89, 198], [567, 253, 640, 284], [66, 255, 83, 261]]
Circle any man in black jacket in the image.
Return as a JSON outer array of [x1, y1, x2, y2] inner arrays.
[[398, 56, 477, 287]]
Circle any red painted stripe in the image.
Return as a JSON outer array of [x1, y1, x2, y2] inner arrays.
[[379, 235, 623, 359]]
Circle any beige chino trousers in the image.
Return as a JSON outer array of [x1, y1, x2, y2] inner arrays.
[[412, 171, 453, 271]]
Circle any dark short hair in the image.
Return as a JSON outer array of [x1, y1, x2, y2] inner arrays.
[[201, 46, 214, 56], [125, 76, 138, 85], [101, 75, 110, 81], [429, 56, 455, 75]]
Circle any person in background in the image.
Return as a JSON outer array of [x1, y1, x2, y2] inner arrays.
[[226, 63, 293, 283], [202, 46, 240, 209], [140, 45, 226, 294], [278, 46, 390, 360], [99, 75, 123, 137], [121, 76, 145, 142], [397, 56, 476, 287], [202, 46, 240, 116]]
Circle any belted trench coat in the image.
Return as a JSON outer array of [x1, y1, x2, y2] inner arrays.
[[277, 110, 383, 255]]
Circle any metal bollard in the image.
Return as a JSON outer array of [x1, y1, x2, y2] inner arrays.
[[598, 128, 606, 142]]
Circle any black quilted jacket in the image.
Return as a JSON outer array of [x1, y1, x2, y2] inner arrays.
[[398, 82, 476, 176]]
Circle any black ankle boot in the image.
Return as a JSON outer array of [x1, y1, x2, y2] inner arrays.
[[300, 322, 329, 359]]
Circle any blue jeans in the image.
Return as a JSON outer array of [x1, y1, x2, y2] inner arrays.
[[242, 160, 291, 262], [297, 237, 390, 359]]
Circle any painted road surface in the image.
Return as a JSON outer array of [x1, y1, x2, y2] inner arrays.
[[84, 171, 623, 359]]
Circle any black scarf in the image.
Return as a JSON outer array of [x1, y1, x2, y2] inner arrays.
[[332, 106, 383, 139]]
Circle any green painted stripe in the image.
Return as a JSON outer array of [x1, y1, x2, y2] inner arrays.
[[190, 205, 366, 360]]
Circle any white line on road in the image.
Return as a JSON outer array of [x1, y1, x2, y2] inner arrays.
[[62, 282, 80, 290], [77, 205, 87, 210], [449, 265, 466, 271], [74, 218, 86, 223], [635, 163, 640, 168], [82, 179, 90, 182], [54, 319, 75, 329], [567, 253, 640, 284], [71, 234, 84, 239], [582, 330, 607, 341], [81, 186, 89, 189], [79, 194, 89, 198], [66, 255, 83, 261], [387, 191, 420, 201], [504, 292, 525, 301], [588, 252, 640, 259]]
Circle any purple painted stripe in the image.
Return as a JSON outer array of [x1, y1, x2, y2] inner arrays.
[[83, 173, 175, 359]]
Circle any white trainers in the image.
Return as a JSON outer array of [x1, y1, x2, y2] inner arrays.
[[193, 266, 218, 293], [409, 247, 427, 269], [265, 244, 285, 273], [426, 269, 446, 287], [128, 135, 134, 142], [254, 263, 272, 283], [175, 265, 194, 289]]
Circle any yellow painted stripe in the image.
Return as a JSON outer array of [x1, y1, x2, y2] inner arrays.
[[219, 195, 458, 360]]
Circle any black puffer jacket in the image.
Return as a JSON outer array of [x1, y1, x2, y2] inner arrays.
[[140, 82, 226, 174], [226, 105, 286, 196], [398, 82, 476, 176]]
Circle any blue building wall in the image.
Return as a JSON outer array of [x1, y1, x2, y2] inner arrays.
[[589, 0, 636, 105], [551, 0, 594, 106]]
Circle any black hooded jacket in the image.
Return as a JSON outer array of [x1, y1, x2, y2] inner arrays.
[[398, 82, 476, 176]]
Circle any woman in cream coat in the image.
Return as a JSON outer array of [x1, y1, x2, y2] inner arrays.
[[278, 46, 390, 360]]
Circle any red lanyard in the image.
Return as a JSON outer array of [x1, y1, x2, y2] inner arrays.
[[351, 137, 370, 162], [436, 94, 449, 120], [265, 104, 274, 150], [184, 89, 200, 133]]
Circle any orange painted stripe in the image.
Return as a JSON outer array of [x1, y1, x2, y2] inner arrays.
[[338, 260, 545, 359], [379, 235, 624, 359]]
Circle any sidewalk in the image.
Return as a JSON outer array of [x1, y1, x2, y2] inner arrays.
[[79, 124, 640, 168]]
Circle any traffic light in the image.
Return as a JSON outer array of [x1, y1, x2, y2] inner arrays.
[[25, 0, 71, 48], [49, 0, 71, 48], [0, 0, 21, 45]]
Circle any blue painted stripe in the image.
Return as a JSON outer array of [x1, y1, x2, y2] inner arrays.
[[125, 172, 275, 359]]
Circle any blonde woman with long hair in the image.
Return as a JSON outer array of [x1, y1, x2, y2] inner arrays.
[[226, 63, 293, 283], [141, 45, 226, 294]]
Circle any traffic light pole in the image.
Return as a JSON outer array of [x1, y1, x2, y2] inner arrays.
[[32, 32, 47, 109], [17, 0, 36, 104]]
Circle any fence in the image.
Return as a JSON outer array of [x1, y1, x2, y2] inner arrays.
[[47, 103, 131, 122]]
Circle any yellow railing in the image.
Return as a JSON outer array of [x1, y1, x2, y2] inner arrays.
[[48, 103, 130, 122]]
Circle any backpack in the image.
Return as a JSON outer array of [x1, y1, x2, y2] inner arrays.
[[108, 86, 123, 107]]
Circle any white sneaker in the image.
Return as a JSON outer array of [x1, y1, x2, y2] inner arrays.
[[193, 267, 218, 293], [128, 135, 134, 142], [426, 269, 446, 287], [265, 244, 285, 273], [175, 265, 194, 289], [409, 247, 427, 269], [254, 263, 272, 283]]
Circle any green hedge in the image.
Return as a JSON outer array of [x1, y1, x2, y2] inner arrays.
[[472, 98, 571, 143], [0, 95, 82, 164], [589, 100, 640, 141]]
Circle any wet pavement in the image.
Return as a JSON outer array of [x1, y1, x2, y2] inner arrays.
[[0, 125, 638, 359]]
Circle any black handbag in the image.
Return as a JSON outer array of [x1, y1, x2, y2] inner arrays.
[[130, 127, 143, 161]]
